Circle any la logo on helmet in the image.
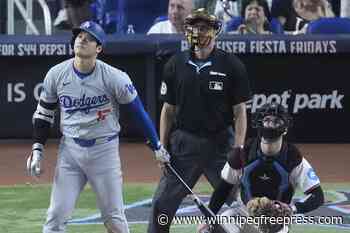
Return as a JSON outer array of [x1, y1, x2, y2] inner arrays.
[[82, 22, 91, 28]]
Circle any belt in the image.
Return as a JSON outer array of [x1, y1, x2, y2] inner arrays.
[[73, 134, 118, 147], [179, 126, 233, 138]]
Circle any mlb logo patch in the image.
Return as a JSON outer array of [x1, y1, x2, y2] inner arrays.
[[209, 81, 223, 91]]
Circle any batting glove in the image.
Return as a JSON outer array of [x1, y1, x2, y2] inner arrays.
[[154, 144, 170, 163], [26, 143, 44, 177]]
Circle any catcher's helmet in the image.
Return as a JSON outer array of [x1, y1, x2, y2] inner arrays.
[[252, 102, 292, 140], [184, 8, 222, 50], [71, 21, 106, 48]]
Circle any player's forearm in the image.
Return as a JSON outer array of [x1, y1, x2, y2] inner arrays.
[[160, 103, 175, 149], [295, 186, 324, 214], [32, 100, 57, 145], [125, 96, 160, 150], [233, 103, 247, 147], [33, 119, 51, 145]]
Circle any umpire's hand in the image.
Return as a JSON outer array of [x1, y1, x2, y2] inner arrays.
[[154, 144, 170, 163], [26, 143, 44, 177]]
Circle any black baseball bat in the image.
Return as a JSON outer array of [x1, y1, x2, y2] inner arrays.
[[164, 162, 229, 233]]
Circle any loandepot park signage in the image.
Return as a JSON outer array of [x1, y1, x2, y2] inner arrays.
[[244, 90, 348, 142], [247, 90, 344, 113], [3, 82, 344, 113]]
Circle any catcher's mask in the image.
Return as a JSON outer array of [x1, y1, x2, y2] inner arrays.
[[184, 8, 222, 51], [252, 102, 292, 141]]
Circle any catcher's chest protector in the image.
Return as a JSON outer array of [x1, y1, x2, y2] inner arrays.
[[240, 141, 294, 204]]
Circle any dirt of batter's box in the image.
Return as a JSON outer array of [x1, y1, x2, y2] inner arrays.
[[0, 141, 349, 185]]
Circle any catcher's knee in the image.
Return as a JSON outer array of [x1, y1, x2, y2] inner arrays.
[[103, 215, 129, 233]]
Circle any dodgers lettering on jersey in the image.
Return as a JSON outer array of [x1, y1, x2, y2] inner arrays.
[[39, 58, 137, 139], [59, 94, 110, 114]]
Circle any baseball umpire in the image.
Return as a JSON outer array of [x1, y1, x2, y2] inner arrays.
[[26, 21, 170, 233], [148, 8, 252, 233], [198, 102, 325, 233]]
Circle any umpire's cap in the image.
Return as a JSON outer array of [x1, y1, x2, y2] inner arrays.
[[184, 8, 222, 31], [71, 21, 106, 48]]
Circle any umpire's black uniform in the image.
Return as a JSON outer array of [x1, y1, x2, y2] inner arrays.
[[148, 48, 251, 233]]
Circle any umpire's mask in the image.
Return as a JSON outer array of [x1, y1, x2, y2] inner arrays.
[[184, 8, 222, 51]]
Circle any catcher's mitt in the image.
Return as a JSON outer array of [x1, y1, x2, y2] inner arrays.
[[247, 197, 293, 233]]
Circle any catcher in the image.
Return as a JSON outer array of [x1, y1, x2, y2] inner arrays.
[[198, 102, 325, 233]]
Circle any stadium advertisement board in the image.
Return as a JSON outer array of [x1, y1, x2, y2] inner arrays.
[[0, 35, 348, 142]]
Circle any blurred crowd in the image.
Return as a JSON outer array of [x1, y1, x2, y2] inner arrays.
[[1, 0, 350, 35], [149, 0, 348, 35]]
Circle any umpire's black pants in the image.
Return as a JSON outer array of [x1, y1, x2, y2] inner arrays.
[[147, 127, 235, 233]]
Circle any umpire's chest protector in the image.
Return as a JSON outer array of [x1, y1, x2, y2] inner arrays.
[[240, 139, 303, 204]]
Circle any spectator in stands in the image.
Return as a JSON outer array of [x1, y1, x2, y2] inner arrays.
[[66, 0, 92, 28], [228, 0, 272, 34], [214, 0, 273, 26], [293, 0, 335, 33], [147, 0, 194, 34], [271, 0, 297, 31], [194, 0, 217, 14], [214, 0, 239, 25], [54, 0, 92, 29], [54, 0, 70, 29], [330, 0, 340, 16], [341, 0, 350, 17], [92, 0, 126, 34], [272, 0, 334, 33]]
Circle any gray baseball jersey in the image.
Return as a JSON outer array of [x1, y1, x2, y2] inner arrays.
[[40, 58, 136, 233], [41, 58, 137, 138]]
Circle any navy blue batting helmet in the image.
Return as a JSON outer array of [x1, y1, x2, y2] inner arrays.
[[71, 21, 106, 48]]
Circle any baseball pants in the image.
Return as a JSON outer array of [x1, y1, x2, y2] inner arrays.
[[147, 128, 236, 233], [42, 136, 129, 233]]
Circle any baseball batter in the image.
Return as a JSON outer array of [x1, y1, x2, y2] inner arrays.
[[26, 21, 170, 233]]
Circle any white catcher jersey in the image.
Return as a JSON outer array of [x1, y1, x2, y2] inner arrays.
[[40, 58, 137, 139], [221, 157, 321, 195]]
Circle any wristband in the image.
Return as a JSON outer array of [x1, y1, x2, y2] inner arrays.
[[32, 143, 44, 151]]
